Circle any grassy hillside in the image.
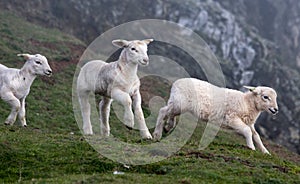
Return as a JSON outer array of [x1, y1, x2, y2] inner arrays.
[[1, 125, 299, 183], [0, 11, 84, 63], [0, 10, 299, 184]]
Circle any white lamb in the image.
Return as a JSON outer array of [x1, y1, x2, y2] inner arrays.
[[0, 53, 52, 127], [153, 78, 278, 154], [77, 39, 153, 139]]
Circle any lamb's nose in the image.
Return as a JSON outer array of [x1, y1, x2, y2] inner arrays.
[[143, 58, 149, 63], [46, 69, 52, 75], [274, 108, 278, 113]]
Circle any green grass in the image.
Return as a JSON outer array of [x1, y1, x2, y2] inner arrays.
[[0, 9, 299, 184], [0, 10, 85, 64], [0, 124, 299, 183], [0, 126, 118, 183]]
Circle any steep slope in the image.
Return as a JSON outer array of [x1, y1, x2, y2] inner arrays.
[[1, 124, 299, 183], [1, 0, 298, 153], [0, 6, 299, 184]]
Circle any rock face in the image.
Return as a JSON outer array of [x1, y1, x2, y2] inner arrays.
[[217, 0, 300, 69], [0, 0, 299, 153]]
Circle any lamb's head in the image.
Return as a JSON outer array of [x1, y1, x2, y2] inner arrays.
[[244, 86, 278, 115], [112, 39, 153, 66], [18, 53, 52, 77]]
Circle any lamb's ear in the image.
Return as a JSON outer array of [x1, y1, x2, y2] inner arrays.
[[17, 54, 31, 60], [142, 39, 154, 45], [244, 86, 259, 95], [112, 39, 130, 48]]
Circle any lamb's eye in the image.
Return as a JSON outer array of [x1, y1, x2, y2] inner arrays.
[[263, 95, 269, 100], [131, 47, 138, 52], [35, 61, 42, 65]]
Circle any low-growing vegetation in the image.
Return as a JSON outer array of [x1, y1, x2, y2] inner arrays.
[[0, 10, 299, 184]]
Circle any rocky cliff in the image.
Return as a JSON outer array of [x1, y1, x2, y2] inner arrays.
[[0, 0, 299, 153], [217, 0, 300, 68]]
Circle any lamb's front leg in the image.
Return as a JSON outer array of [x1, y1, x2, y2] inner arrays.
[[153, 106, 169, 140], [250, 124, 270, 154], [111, 89, 134, 129], [99, 97, 112, 136], [3, 93, 21, 126], [229, 118, 255, 151], [132, 91, 152, 139]]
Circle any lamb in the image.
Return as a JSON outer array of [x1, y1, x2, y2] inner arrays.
[[77, 39, 153, 139], [153, 78, 278, 154], [0, 53, 52, 127]]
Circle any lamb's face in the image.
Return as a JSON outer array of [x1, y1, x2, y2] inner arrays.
[[125, 41, 150, 66], [28, 54, 52, 77], [112, 39, 153, 66], [253, 87, 279, 115]]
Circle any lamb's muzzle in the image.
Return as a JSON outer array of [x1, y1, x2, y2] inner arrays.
[[141, 58, 149, 65], [269, 107, 278, 115], [44, 69, 52, 76]]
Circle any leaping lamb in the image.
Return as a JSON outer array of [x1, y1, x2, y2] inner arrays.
[[77, 39, 153, 139], [153, 78, 278, 154], [0, 53, 52, 127]]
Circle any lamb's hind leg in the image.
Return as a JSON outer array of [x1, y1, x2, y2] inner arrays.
[[3, 93, 20, 126], [78, 91, 93, 135], [99, 97, 112, 136]]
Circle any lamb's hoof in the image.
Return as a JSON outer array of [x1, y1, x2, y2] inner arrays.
[[141, 131, 153, 140], [83, 131, 94, 135], [263, 150, 271, 155], [125, 125, 133, 130], [4, 122, 12, 126], [247, 145, 255, 151], [164, 125, 173, 133], [83, 128, 93, 135], [23, 125, 27, 127], [152, 132, 162, 141], [101, 131, 110, 137]]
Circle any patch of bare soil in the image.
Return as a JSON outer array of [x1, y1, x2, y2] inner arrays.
[[28, 39, 85, 73], [266, 142, 300, 164], [27, 40, 85, 84], [49, 43, 85, 73], [184, 151, 293, 173]]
